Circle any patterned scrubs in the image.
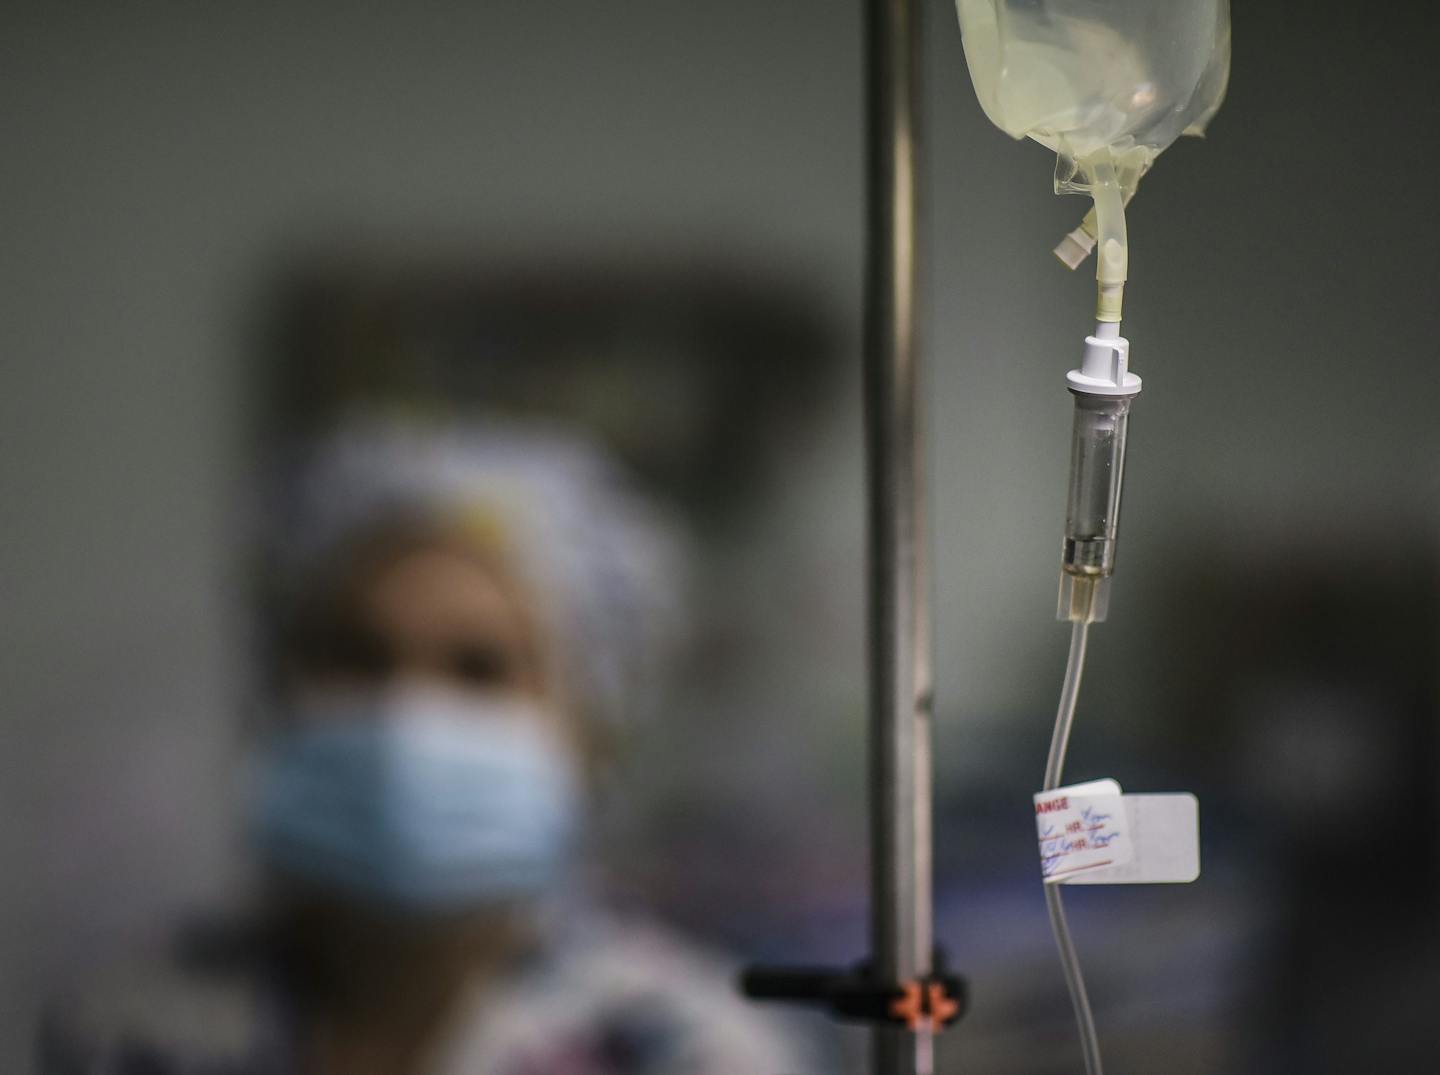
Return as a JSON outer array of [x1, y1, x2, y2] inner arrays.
[[38, 912, 811, 1075]]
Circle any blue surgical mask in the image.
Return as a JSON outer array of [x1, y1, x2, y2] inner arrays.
[[250, 687, 581, 911]]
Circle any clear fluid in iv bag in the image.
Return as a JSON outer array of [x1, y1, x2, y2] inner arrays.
[[957, 0, 1230, 190]]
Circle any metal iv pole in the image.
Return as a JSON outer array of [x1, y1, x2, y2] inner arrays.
[[740, 4, 956, 1071], [863, 0, 932, 1069]]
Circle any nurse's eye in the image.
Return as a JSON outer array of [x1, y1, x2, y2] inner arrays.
[[449, 643, 514, 688], [297, 622, 395, 682]]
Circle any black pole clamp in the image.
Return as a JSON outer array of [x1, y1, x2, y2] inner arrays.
[[740, 950, 967, 1033]]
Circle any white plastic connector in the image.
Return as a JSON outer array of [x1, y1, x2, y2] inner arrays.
[[1066, 320, 1141, 397]]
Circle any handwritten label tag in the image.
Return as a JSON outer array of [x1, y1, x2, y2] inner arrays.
[[1063, 794, 1200, 885], [1034, 778, 1133, 882]]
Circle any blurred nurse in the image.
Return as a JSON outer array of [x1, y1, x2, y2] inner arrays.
[[40, 414, 805, 1075]]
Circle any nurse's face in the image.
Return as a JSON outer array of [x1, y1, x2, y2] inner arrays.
[[259, 533, 582, 935]]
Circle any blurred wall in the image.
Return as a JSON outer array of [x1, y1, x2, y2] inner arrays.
[[2, 1, 1437, 1071]]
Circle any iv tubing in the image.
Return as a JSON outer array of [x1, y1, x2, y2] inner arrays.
[[1043, 620, 1104, 1075], [1089, 158, 1127, 323]]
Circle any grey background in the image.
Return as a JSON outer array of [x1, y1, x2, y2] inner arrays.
[[4, 1, 1437, 1071]]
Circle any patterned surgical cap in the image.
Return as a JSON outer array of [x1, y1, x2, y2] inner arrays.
[[269, 412, 688, 730]]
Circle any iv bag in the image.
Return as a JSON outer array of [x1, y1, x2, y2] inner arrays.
[[956, 0, 1230, 194]]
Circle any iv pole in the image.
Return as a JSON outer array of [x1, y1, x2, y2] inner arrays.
[[864, 0, 932, 1071], [740, 4, 955, 1071]]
